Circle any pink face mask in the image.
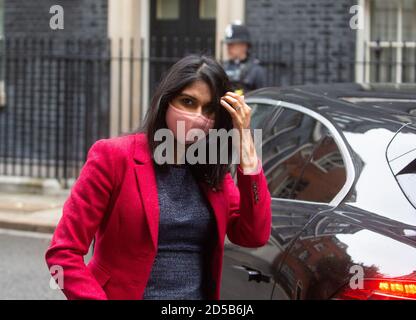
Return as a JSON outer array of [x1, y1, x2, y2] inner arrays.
[[165, 103, 215, 145]]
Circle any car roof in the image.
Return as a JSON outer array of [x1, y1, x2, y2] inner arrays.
[[246, 83, 416, 132]]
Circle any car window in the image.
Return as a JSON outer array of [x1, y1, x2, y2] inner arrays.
[[299, 127, 347, 203], [250, 102, 283, 131], [395, 158, 416, 209], [386, 125, 416, 209], [250, 103, 347, 203]]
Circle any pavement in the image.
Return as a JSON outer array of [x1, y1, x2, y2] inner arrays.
[[0, 189, 68, 234], [0, 178, 91, 300], [0, 228, 67, 299]]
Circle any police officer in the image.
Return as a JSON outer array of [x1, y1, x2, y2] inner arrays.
[[223, 23, 267, 95]]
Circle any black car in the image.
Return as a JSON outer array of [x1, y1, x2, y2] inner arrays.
[[221, 83, 416, 300]]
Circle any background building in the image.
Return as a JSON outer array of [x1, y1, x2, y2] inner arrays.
[[0, 0, 415, 186]]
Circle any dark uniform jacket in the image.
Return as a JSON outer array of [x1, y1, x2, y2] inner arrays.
[[223, 56, 267, 94]]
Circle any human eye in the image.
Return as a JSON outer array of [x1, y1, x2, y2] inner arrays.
[[181, 98, 194, 106]]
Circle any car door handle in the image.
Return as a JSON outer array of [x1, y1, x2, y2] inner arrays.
[[232, 265, 271, 283]]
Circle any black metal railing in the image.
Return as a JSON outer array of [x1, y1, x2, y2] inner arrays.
[[0, 37, 414, 187], [246, 39, 357, 86], [0, 38, 112, 187]]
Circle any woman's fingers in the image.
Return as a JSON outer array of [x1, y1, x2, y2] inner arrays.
[[221, 92, 252, 129], [227, 91, 247, 106], [222, 95, 240, 110], [227, 91, 245, 105], [223, 92, 251, 113], [220, 98, 237, 116], [221, 97, 246, 129]]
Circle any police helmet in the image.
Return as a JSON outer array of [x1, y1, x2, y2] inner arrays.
[[224, 23, 251, 45]]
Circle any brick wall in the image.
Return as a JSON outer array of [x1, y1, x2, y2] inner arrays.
[[245, 0, 359, 85], [0, 1, 109, 181], [4, 0, 108, 38]]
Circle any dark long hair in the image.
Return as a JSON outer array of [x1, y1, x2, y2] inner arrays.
[[136, 55, 234, 189]]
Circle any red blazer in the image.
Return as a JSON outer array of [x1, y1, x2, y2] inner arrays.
[[45, 132, 272, 300]]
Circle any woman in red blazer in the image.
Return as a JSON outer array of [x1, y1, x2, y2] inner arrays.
[[45, 55, 272, 300]]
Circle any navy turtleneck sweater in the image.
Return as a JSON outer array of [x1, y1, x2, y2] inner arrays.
[[142, 164, 217, 300]]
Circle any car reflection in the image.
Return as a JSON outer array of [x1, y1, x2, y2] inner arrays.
[[221, 83, 416, 300]]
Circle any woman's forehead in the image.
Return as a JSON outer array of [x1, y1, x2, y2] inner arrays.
[[180, 80, 212, 104]]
